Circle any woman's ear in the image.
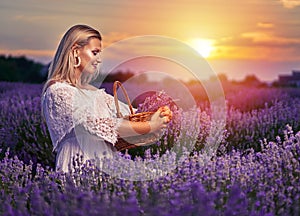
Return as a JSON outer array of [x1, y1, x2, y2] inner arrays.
[[72, 44, 80, 57]]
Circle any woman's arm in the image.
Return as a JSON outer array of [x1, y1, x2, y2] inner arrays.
[[117, 106, 172, 138]]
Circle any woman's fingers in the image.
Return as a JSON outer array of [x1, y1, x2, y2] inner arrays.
[[162, 111, 172, 118], [163, 116, 170, 124], [151, 106, 172, 130], [159, 109, 173, 120]]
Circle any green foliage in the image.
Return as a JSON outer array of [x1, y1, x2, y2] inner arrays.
[[0, 55, 46, 83], [103, 70, 135, 83]]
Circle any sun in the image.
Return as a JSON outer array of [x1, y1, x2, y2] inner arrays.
[[187, 38, 215, 58]]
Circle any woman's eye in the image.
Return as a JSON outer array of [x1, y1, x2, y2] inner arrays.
[[92, 51, 98, 56]]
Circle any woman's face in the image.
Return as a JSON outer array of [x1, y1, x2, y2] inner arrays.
[[77, 38, 102, 74]]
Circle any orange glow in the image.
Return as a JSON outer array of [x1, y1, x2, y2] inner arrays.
[[186, 39, 215, 58], [1, 0, 299, 82], [210, 45, 300, 61], [0, 49, 54, 57], [209, 31, 300, 61]]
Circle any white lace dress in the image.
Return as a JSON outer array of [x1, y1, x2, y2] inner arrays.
[[41, 82, 131, 172]]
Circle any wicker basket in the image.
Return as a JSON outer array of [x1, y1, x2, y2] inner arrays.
[[113, 81, 156, 151]]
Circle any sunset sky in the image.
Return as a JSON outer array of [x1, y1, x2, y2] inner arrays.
[[0, 0, 300, 82]]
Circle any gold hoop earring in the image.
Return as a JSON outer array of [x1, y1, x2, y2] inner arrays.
[[74, 56, 81, 68]]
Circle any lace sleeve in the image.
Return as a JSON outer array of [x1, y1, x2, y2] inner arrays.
[[103, 93, 137, 117], [84, 116, 119, 144], [42, 83, 119, 150], [42, 83, 75, 150]]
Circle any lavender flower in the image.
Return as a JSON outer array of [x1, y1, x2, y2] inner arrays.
[[0, 81, 299, 215]]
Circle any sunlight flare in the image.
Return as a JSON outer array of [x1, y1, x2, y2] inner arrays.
[[187, 38, 215, 58]]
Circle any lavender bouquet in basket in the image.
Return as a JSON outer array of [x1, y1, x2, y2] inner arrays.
[[136, 91, 182, 134]]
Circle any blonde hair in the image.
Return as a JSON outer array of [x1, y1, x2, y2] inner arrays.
[[42, 24, 102, 94]]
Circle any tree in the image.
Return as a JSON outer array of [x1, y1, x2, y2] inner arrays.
[[0, 55, 46, 83]]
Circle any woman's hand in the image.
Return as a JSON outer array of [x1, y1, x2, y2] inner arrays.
[[117, 106, 172, 138], [150, 106, 173, 131], [159, 106, 173, 123]]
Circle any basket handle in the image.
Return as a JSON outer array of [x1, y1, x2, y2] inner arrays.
[[113, 81, 134, 118]]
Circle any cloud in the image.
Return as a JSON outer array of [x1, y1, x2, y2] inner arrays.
[[0, 49, 54, 63], [216, 31, 300, 47], [211, 45, 300, 61], [102, 32, 135, 47], [209, 31, 300, 61], [279, 0, 300, 9], [0, 49, 53, 56], [13, 14, 58, 23], [241, 31, 300, 46], [257, 22, 274, 29]]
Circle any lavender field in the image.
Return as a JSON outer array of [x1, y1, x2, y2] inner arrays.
[[0, 81, 299, 215]]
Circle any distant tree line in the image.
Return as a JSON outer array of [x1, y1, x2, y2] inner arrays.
[[0, 55, 271, 88], [0, 55, 46, 83], [102, 70, 135, 83], [0, 55, 138, 84]]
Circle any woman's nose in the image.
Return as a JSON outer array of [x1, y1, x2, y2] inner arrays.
[[97, 53, 102, 63]]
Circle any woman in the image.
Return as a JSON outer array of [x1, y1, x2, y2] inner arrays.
[[41, 24, 172, 173]]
